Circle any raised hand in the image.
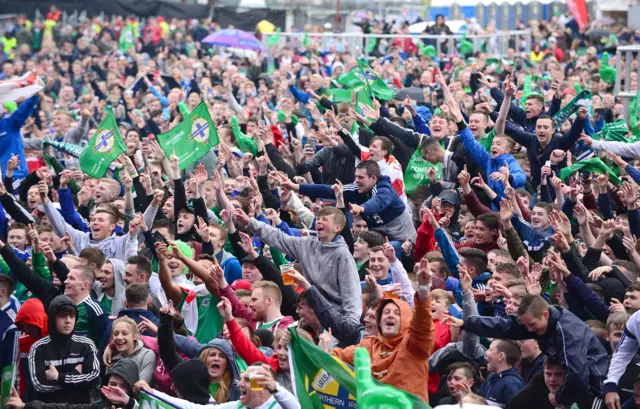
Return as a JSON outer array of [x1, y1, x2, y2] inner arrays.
[[415, 257, 432, 288], [609, 298, 626, 314], [364, 272, 384, 300], [159, 299, 177, 317], [598, 219, 617, 240], [618, 182, 638, 209], [195, 163, 208, 184], [318, 328, 333, 352], [381, 237, 397, 263], [442, 314, 464, 328], [169, 149, 180, 176], [458, 165, 471, 193], [38, 180, 49, 204], [401, 236, 412, 256], [216, 297, 234, 322], [101, 385, 131, 406], [589, 266, 612, 281], [551, 232, 570, 253], [27, 224, 39, 251], [550, 210, 572, 238], [524, 264, 542, 295], [516, 255, 529, 278], [499, 198, 514, 223], [573, 204, 589, 225], [194, 216, 211, 242], [289, 270, 312, 291], [470, 174, 487, 190], [233, 207, 251, 228]]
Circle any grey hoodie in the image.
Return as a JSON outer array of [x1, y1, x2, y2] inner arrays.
[[246, 218, 362, 327], [173, 337, 242, 402], [43, 201, 138, 261], [111, 339, 157, 384], [95, 259, 126, 317]]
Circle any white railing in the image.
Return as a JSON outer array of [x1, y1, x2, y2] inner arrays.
[[262, 30, 532, 61], [614, 45, 640, 124]]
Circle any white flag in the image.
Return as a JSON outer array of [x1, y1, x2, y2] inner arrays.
[[0, 72, 44, 104]]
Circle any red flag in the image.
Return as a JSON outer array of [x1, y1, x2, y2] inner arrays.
[[566, 0, 588, 31]]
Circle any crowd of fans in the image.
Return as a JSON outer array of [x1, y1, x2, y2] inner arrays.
[[1, 6, 640, 409]]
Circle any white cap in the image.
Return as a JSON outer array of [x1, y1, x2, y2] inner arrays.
[[324, 22, 332, 29]]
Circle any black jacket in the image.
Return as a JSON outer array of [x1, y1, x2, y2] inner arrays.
[[464, 305, 608, 408], [28, 296, 100, 404]]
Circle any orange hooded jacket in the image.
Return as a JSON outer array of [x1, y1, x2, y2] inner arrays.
[[331, 294, 435, 403], [15, 299, 48, 398]]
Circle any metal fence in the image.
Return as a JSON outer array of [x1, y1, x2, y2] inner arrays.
[[614, 45, 640, 123], [262, 30, 533, 60]]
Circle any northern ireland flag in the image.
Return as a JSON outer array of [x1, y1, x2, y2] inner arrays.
[[0, 72, 44, 104]]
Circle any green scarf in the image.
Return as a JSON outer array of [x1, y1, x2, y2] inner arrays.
[[552, 90, 591, 129], [559, 157, 622, 185]]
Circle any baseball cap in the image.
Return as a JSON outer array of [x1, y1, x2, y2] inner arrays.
[[438, 190, 461, 206], [230, 279, 252, 292]]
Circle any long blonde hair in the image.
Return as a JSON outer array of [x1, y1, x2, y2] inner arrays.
[[111, 317, 140, 356], [199, 348, 233, 403]]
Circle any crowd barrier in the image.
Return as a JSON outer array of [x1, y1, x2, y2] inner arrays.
[[262, 31, 533, 60], [614, 45, 640, 124]]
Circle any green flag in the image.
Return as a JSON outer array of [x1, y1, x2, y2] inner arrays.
[[355, 88, 373, 110], [520, 75, 532, 109], [156, 102, 219, 170], [268, 28, 281, 47], [338, 66, 395, 101], [327, 88, 352, 103], [230, 116, 258, 155], [553, 89, 591, 129], [288, 328, 430, 409], [79, 109, 127, 178], [593, 119, 633, 143], [629, 91, 640, 138], [355, 348, 416, 409], [119, 23, 135, 53], [139, 390, 179, 409], [358, 58, 395, 100], [600, 52, 616, 84], [303, 32, 309, 47], [559, 157, 622, 185], [0, 363, 16, 409]]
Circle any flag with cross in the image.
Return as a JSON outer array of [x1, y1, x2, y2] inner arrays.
[[79, 108, 126, 178], [156, 102, 219, 170]]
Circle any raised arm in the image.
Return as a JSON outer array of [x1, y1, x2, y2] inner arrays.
[[406, 258, 435, 359], [156, 243, 184, 307]]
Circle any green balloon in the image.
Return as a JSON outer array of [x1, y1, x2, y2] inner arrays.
[[355, 348, 413, 409], [424, 45, 436, 58], [460, 41, 473, 56], [3, 102, 17, 113]]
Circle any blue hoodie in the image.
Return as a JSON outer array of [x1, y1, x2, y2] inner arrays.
[[0, 95, 39, 180], [479, 367, 526, 409], [459, 126, 526, 200]]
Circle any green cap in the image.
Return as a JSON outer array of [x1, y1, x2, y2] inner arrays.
[[168, 240, 194, 274]]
